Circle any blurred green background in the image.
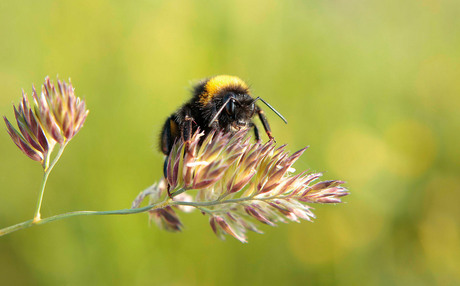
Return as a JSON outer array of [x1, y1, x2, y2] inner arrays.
[[1, 0, 459, 285]]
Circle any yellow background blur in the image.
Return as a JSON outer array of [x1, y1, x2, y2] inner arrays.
[[1, 0, 459, 285]]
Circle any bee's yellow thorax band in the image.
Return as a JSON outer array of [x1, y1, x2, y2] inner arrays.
[[199, 75, 249, 105]]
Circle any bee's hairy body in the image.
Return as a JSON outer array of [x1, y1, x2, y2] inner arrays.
[[160, 75, 274, 156]]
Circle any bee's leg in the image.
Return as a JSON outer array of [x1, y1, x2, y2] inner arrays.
[[161, 116, 172, 198], [181, 106, 194, 152], [209, 104, 219, 130], [163, 155, 169, 179], [256, 106, 274, 141], [249, 122, 261, 142], [163, 155, 174, 198], [160, 116, 176, 155], [161, 115, 180, 198]]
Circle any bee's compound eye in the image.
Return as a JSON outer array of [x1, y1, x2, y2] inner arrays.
[[249, 103, 255, 113], [226, 100, 235, 115]]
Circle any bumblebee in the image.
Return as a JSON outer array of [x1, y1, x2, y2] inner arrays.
[[160, 75, 287, 156]]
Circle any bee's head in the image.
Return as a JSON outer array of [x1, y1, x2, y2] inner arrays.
[[220, 92, 255, 130], [197, 75, 253, 130], [198, 75, 287, 131]]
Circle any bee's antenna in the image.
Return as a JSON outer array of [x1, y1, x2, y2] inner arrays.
[[253, 97, 288, 124], [208, 96, 235, 127]]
